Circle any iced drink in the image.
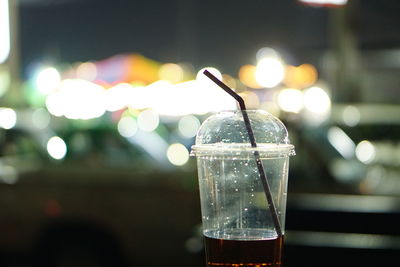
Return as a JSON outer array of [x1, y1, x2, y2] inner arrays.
[[191, 110, 294, 267]]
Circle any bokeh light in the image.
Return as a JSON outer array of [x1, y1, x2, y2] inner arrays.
[[32, 108, 51, 129], [0, 0, 10, 64], [35, 67, 61, 95], [118, 116, 138, 138], [327, 127, 355, 159], [255, 57, 285, 88], [238, 65, 261, 89], [303, 86, 331, 115], [47, 136, 67, 160], [284, 64, 318, 88], [137, 109, 159, 132], [276, 88, 303, 113], [256, 47, 280, 61], [342, 105, 361, 127], [178, 115, 201, 138], [45, 79, 106, 120], [0, 66, 10, 97], [76, 62, 97, 81], [159, 63, 184, 83], [356, 140, 375, 164], [104, 83, 132, 112], [166, 143, 189, 166], [0, 107, 16, 129]]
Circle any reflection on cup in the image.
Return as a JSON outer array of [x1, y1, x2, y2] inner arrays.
[[191, 110, 295, 267]]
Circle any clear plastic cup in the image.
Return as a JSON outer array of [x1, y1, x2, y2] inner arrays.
[[191, 110, 295, 267]]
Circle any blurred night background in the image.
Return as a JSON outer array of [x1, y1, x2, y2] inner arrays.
[[1, 0, 400, 266]]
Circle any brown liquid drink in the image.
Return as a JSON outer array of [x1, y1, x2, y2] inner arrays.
[[204, 235, 284, 267]]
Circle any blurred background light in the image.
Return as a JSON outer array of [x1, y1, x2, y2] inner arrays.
[[178, 115, 200, 138], [299, 0, 348, 6], [0, 66, 11, 97], [118, 116, 138, 138], [356, 140, 376, 164], [0, 107, 16, 129], [327, 126, 356, 159], [104, 83, 132, 112], [34, 67, 61, 95], [137, 109, 159, 132], [276, 88, 303, 113], [255, 57, 285, 88], [342, 105, 361, 127], [32, 108, 51, 129], [238, 64, 261, 89], [47, 136, 67, 160], [0, 0, 10, 64], [159, 63, 184, 83], [76, 62, 97, 81], [256, 47, 280, 61], [0, 165, 18, 184], [284, 64, 318, 89], [45, 79, 105, 120], [303, 86, 331, 115], [166, 143, 189, 166]]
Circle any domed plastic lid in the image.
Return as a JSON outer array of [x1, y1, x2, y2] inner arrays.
[[191, 110, 295, 158]]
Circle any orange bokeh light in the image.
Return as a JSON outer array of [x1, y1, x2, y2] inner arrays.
[[284, 63, 318, 88], [238, 65, 262, 89]]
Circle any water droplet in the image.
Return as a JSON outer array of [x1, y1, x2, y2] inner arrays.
[[235, 188, 239, 192]]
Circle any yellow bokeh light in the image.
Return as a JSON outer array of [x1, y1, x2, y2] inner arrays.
[[238, 65, 261, 89], [159, 63, 184, 83], [167, 143, 189, 166], [276, 88, 303, 113]]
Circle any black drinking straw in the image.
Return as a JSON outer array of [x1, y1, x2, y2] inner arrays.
[[203, 70, 283, 237]]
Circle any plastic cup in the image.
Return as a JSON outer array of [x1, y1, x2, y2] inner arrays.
[[191, 110, 295, 267]]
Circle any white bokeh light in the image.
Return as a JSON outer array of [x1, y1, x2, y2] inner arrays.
[[35, 67, 61, 95], [166, 143, 189, 166], [118, 116, 138, 138], [356, 140, 375, 164], [0, 0, 10, 64], [255, 57, 285, 88], [45, 79, 106, 120], [178, 115, 201, 138], [47, 136, 67, 160], [137, 109, 160, 132], [0, 107, 16, 129], [303, 86, 331, 115]]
